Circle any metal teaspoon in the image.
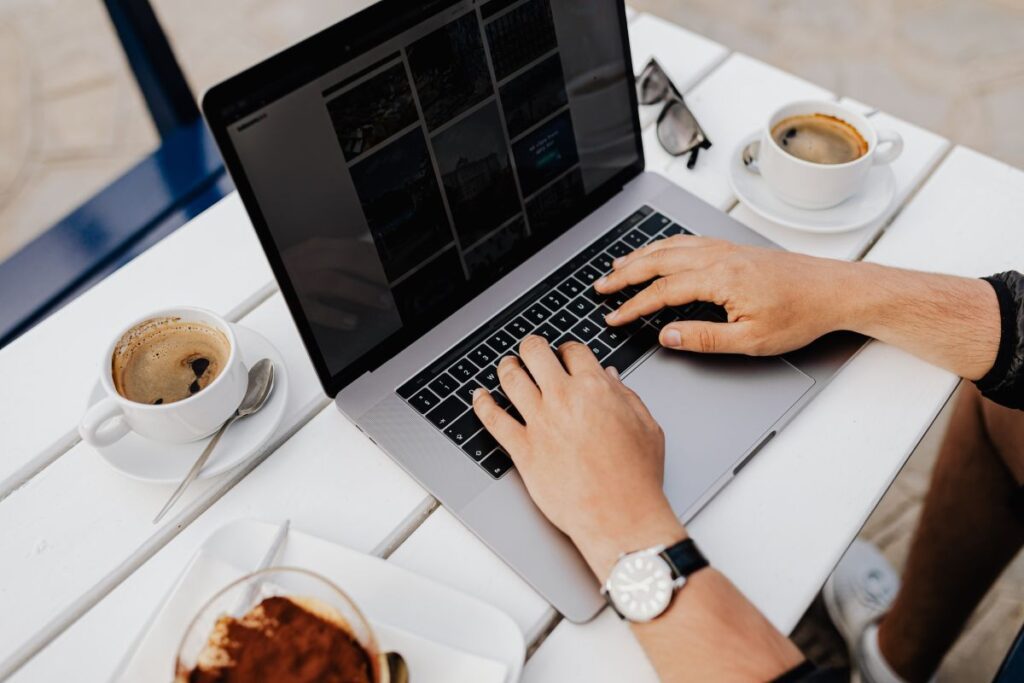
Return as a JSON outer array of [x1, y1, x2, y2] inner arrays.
[[153, 359, 275, 524]]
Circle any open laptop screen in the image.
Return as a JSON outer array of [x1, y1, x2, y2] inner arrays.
[[205, 0, 642, 395]]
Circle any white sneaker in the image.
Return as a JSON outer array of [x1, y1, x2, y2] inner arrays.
[[823, 540, 911, 683]]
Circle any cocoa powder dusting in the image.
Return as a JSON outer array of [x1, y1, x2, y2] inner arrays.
[[188, 596, 374, 683]]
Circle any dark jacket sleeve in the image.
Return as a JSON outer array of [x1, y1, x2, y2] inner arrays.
[[770, 662, 848, 683], [976, 272, 1024, 410]]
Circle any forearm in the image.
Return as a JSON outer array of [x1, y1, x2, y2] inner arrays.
[[840, 262, 1000, 380], [573, 508, 803, 682]]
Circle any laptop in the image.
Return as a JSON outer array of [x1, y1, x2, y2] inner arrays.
[[203, 0, 863, 622]]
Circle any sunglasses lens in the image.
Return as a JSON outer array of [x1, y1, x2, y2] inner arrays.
[[636, 63, 670, 105], [657, 101, 705, 155]]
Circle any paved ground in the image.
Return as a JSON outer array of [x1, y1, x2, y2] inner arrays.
[[1, 1, 1022, 679]]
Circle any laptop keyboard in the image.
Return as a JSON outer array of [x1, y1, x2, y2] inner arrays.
[[397, 205, 722, 480]]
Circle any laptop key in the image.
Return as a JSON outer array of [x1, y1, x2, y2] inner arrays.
[[445, 410, 483, 446], [448, 358, 479, 382], [607, 241, 631, 258], [397, 367, 434, 399], [475, 365, 500, 390], [587, 338, 612, 361], [638, 213, 671, 236], [541, 290, 568, 311], [662, 223, 686, 237], [455, 380, 483, 405], [575, 264, 601, 285], [623, 229, 647, 248], [589, 252, 613, 273], [551, 309, 579, 331], [602, 326, 659, 374], [469, 344, 497, 367], [482, 449, 515, 478], [505, 316, 532, 339], [533, 323, 559, 343], [598, 327, 628, 349], [425, 396, 467, 429], [566, 296, 595, 317], [428, 372, 459, 398], [557, 278, 584, 299], [523, 303, 552, 326], [571, 319, 600, 341], [462, 430, 498, 461], [487, 329, 518, 353], [409, 388, 440, 414]]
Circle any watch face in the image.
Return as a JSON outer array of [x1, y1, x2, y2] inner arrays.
[[607, 552, 675, 622]]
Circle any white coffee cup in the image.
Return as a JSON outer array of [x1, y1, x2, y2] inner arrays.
[[79, 307, 248, 447], [745, 100, 903, 210]]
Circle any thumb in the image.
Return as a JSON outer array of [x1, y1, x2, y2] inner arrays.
[[659, 320, 756, 355]]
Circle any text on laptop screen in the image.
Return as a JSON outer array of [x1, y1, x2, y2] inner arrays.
[[225, 0, 639, 391]]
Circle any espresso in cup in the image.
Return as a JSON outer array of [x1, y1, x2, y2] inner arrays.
[[770, 113, 868, 165], [112, 317, 231, 405]]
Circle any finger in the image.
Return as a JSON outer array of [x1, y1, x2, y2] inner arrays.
[[613, 233, 711, 269], [518, 335, 567, 393], [497, 354, 542, 419], [605, 365, 621, 380], [605, 272, 717, 326], [659, 320, 757, 355], [557, 341, 603, 375], [472, 388, 528, 455], [595, 246, 715, 293]]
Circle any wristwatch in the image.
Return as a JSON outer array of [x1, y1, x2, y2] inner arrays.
[[601, 537, 708, 622]]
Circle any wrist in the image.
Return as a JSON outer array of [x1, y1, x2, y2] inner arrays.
[[829, 260, 882, 334], [571, 502, 688, 581]]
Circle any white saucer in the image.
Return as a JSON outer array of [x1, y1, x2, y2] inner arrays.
[[729, 132, 897, 234], [87, 325, 289, 483]]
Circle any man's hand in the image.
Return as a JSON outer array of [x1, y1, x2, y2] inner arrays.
[[471, 336, 684, 579], [471, 336, 805, 680], [596, 234, 1000, 380], [596, 235, 855, 356]]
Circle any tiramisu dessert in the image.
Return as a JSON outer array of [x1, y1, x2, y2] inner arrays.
[[181, 595, 376, 683]]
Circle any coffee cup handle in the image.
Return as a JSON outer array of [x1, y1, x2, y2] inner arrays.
[[79, 397, 130, 447], [742, 140, 761, 174], [873, 129, 903, 165]]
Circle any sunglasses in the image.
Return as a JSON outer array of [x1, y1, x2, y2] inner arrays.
[[636, 58, 712, 169]]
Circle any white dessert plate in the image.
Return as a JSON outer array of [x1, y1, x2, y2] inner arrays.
[[729, 132, 897, 234], [86, 325, 289, 483], [114, 519, 524, 682]]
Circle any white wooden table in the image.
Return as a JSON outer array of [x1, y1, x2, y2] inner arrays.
[[4, 10, 1024, 682]]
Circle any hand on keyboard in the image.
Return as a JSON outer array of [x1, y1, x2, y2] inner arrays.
[[471, 335, 682, 580], [596, 235, 852, 357]]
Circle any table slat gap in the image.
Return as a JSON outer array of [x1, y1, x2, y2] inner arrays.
[[371, 496, 440, 559]]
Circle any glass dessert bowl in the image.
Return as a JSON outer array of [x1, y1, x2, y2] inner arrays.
[[175, 567, 399, 683]]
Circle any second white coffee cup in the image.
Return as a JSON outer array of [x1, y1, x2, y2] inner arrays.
[[78, 307, 248, 447], [745, 100, 903, 210]]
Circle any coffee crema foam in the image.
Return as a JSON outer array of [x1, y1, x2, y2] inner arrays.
[[771, 113, 868, 165], [111, 317, 230, 405]]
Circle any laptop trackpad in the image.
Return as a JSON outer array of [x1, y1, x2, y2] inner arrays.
[[624, 348, 814, 518]]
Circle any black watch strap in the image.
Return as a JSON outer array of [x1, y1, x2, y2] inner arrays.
[[659, 538, 709, 580]]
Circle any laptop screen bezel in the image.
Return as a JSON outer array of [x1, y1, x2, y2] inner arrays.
[[202, 0, 646, 398]]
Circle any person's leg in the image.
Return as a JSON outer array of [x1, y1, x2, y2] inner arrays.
[[877, 383, 1024, 682]]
